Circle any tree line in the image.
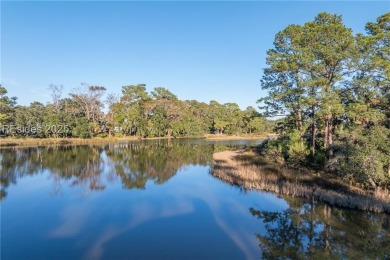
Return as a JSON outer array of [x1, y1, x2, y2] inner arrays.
[[259, 12, 389, 189], [0, 83, 274, 138]]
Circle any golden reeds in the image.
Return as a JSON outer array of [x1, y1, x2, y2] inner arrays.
[[212, 149, 390, 213]]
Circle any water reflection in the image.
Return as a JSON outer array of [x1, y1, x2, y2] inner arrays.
[[106, 141, 214, 189], [0, 140, 220, 200], [250, 197, 390, 259], [1, 147, 43, 199], [0, 145, 109, 199], [2, 140, 389, 259]]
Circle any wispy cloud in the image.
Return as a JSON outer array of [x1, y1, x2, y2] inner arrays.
[[2, 78, 18, 86]]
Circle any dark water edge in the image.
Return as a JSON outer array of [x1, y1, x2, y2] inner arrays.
[[1, 139, 389, 259]]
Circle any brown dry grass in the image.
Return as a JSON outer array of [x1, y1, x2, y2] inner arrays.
[[0, 137, 142, 148], [204, 134, 274, 140], [212, 149, 390, 213], [0, 134, 270, 148]]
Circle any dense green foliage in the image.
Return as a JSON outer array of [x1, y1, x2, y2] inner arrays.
[[259, 12, 390, 189], [0, 84, 273, 138]]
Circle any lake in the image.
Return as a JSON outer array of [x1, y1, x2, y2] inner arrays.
[[1, 139, 389, 259]]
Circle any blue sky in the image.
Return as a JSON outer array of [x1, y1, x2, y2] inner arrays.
[[1, 1, 389, 109]]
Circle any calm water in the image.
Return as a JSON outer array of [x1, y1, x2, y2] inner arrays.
[[1, 139, 389, 259]]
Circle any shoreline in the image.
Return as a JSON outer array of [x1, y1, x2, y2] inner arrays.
[[0, 137, 139, 148], [211, 149, 390, 213], [0, 135, 268, 148], [204, 133, 274, 141]]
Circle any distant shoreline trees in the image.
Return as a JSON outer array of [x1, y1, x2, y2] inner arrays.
[[0, 84, 274, 139]]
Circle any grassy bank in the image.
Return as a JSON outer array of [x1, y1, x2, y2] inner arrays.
[[204, 133, 275, 140], [0, 134, 268, 148], [0, 137, 137, 147], [212, 149, 390, 213]]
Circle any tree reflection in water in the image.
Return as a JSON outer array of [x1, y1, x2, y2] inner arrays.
[[250, 198, 390, 259], [106, 140, 214, 189], [0, 140, 216, 200], [2, 141, 390, 259], [1, 147, 41, 199], [0, 145, 108, 199]]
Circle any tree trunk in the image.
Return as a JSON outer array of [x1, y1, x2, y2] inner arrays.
[[324, 114, 332, 150], [296, 109, 303, 132], [325, 116, 334, 157], [328, 120, 334, 157], [311, 122, 316, 156], [388, 164, 390, 178], [296, 109, 304, 149], [311, 103, 316, 156]]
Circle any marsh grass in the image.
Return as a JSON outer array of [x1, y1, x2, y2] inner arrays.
[[0, 136, 183, 148], [0, 137, 122, 147], [212, 149, 390, 213], [0, 135, 268, 148]]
